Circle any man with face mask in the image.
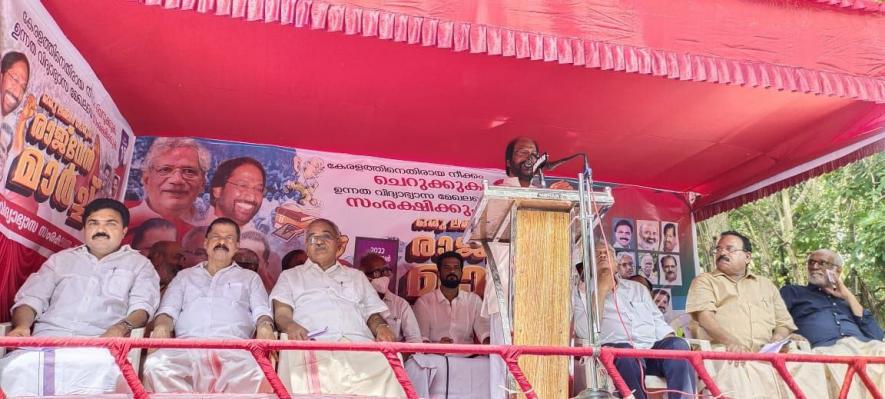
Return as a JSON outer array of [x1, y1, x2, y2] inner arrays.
[[0, 199, 160, 396], [359, 253, 421, 343], [142, 217, 275, 394], [271, 218, 404, 396], [780, 249, 884, 398]]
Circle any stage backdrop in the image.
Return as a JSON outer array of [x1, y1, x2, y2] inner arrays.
[[0, 1, 134, 257], [124, 136, 696, 315]]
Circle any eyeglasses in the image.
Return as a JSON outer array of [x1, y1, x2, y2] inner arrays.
[[365, 268, 393, 279], [712, 246, 746, 255], [807, 259, 837, 269], [150, 165, 203, 180], [307, 234, 336, 246], [514, 149, 539, 159], [225, 180, 265, 194]]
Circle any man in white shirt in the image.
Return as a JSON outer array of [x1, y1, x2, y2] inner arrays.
[[413, 251, 490, 344], [270, 218, 404, 397], [142, 217, 275, 394], [0, 198, 161, 396], [408, 251, 491, 399], [359, 252, 421, 343], [574, 241, 695, 399]]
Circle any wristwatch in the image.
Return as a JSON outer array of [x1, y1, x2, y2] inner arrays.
[[117, 319, 136, 333]]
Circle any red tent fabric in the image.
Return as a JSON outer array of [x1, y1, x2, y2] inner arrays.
[[38, 0, 883, 219]]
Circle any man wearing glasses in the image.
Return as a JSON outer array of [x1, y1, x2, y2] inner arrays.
[[130, 137, 211, 235], [686, 231, 827, 398], [781, 249, 884, 397], [359, 252, 421, 343], [271, 218, 404, 396]]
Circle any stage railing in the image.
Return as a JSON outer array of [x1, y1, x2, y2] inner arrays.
[[0, 337, 882, 399]]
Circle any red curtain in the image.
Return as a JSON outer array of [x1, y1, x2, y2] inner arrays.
[[0, 234, 47, 323]]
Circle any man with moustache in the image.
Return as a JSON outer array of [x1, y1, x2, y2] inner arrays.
[[131, 218, 178, 256], [0, 52, 30, 172], [781, 249, 884, 398], [271, 218, 404, 396], [637, 220, 660, 251], [198, 157, 266, 227], [652, 289, 671, 314], [0, 199, 160, 396], [638, 253, 658, 284], [413, 251, 490, 344], [143, 217, 275, 394], [239, 230, 275, 289], [409, 252, 491, 398], [129, 138, 211, 233], [686, 231, 827, 399], [359, 253, 421, 343], [660, 255, 679, 285], [662, 223, 678, 252], [147, 240, 185, 295], [573, 242, 695, 398], [613, 219, 634, 249], [180, 226, 209, 267], [615, 251, 636, 279]]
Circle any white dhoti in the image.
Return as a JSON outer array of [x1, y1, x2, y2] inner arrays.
[[405, 354, 490, 399], [0, 348, 125, 397], [812, 337, 885, 399], [142, 349, 268, 393], [708, 349, 829, 399], [279, 339, 405, 397]]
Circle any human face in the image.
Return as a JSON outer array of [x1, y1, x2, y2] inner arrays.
[[204, 223, 239, 264], [135, 226, 177, 256], [162, 242, 185, 270], [1, 60, 28, 116], [640, 254, 654, 276], [654, 292, 670, 313], [83, 208, 127, 259], [213, 163, 264, 226], [806, 250, 839, 288], [240, 238, 268, 272], [182, 230, 208, 267], [615, 225, 632, 247], [616, 254, 634, 279], [362, 257, 392, 280], [661, 257, 678, 281], [142, 147, 205, 217], [663, 226, 677, 252], [639, 223, 659, 249], [438, 257, 463, 288], [287, 251, 307, 269], [305, 221, 344, 267], [233, 248, 260, 272], [713, 235, 750, 277], [508, 139, 538, 180], [594, 246, 614, 275]]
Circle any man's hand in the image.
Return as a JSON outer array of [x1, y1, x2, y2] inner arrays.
[[725, 342, 750, 353], [549, 181, 574, 190], [100, 323, 130, 338], [7, 326, 30, 337], [596, 269, 615, 295], [822, 273, 852, 299], [439, 337, 454, 344], [374, 325, 396, 342], [284, 324, 309, 341], [150, 324, 173, 339], [256, 324, 276, 341]]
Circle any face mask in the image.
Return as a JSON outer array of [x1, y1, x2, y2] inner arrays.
[[371, 276, 390, 294]]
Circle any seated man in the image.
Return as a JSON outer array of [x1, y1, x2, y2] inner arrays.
[[142, 217, 275, 394], [686, 231, 827, 399], [408, 251, 491, 398], [271, 218, 405, 396], [359, 253, 421, 343], [146, 240, 184, 295], [574, 241, 695, 399], [413, 251, 490, 345], [0, 199, 161, 396], [781, 249, 884, 398]]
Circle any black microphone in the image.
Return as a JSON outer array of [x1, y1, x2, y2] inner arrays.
[[543, 153, 585, 171], [522, 153, 548, 176]]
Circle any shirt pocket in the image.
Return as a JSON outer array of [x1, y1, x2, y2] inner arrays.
[[222, 282, 247, 303], [103, 269, 135, 301]]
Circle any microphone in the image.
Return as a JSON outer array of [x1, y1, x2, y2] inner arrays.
[[522, 153, 548, 176], [543, 153, 584, 171]]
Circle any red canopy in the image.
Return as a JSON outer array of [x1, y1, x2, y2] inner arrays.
[[41, 0, 885, 218]]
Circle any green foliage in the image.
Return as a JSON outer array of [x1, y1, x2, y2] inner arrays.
[[698, 152, 885, 322]]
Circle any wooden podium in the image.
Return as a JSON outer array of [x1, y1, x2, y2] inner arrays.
[[465, 183, 614, 398]]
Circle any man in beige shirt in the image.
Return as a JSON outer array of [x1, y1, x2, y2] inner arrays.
[[686, 231, 826, 399]]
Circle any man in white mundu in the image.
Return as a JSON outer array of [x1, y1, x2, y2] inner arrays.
[[0, 199, 161, 396], [271, 218, 405, 397], [142, 217, 276, 394], [408, 251, 491, 398]]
